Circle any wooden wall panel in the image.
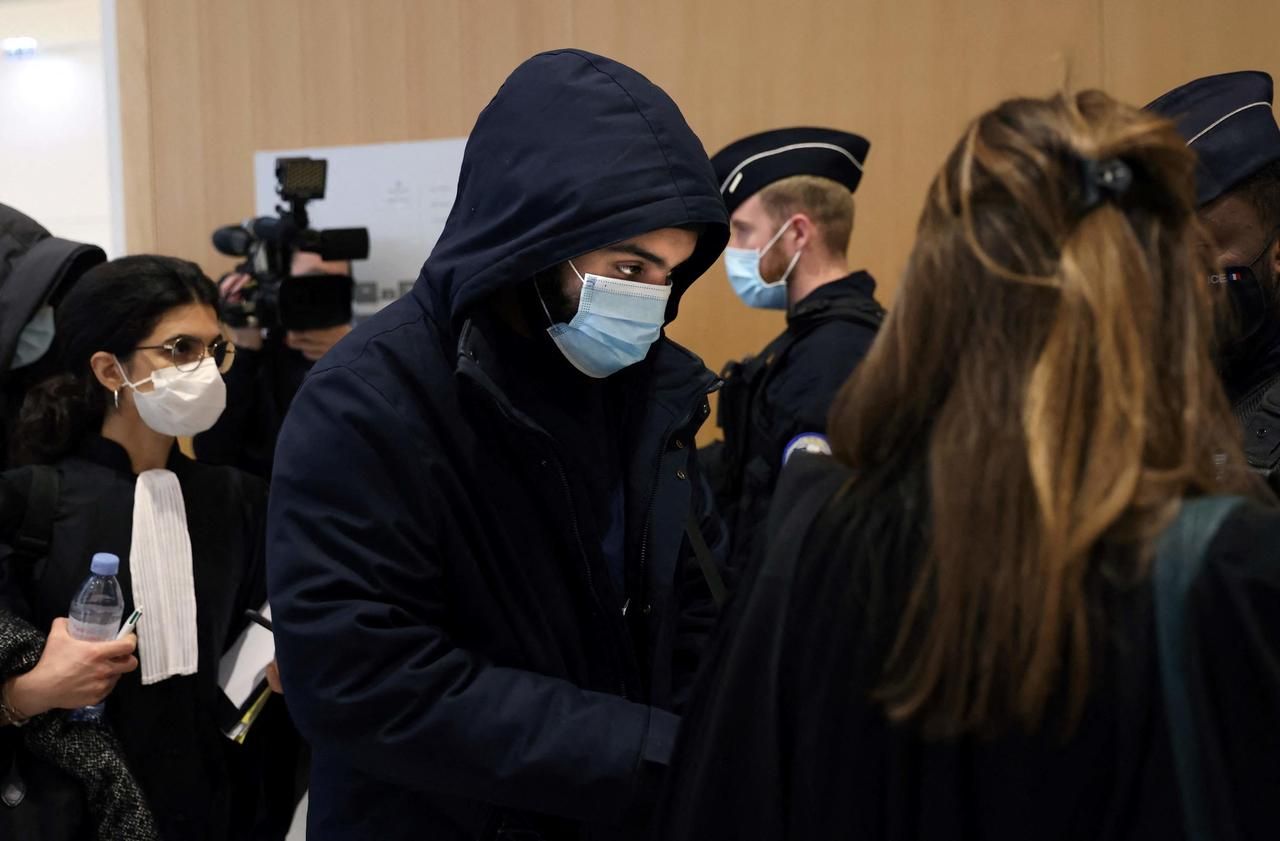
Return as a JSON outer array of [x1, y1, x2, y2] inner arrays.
[[565, 0, 1103, 367], [115, 0, 155, 253], [1102, 0, 1280, 107], [195, 0, 256, 264], [144, 0, 208, 261], [114, 0, 1279, 441], [127, 0, 574, 279]]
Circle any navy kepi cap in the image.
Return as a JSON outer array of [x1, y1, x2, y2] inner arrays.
[[711, 127, 870, 215], [1147, 70, 1280, 207]]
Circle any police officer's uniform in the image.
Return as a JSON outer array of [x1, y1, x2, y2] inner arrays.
[[707, 128, 884, 573], [1150, 72, 1280, 478]]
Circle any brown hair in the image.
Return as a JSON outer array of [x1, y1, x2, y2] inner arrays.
[[758, 174, 854, 256], [827, 90, 1262, 738]]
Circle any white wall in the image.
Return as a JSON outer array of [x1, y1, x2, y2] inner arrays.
[[0, 0, 114, 254]]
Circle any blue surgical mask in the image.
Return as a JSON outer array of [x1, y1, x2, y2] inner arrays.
[[10, 305, 56, 370], [539, 261, 672, 379], [724, 218, 802, 310]]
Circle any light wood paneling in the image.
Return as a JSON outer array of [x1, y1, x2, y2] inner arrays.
[[564, 0, 1104, 365], [123, 0, 576, 277], [1102, 0, 1280, 107], [115, 0, 155, 253], [114, 0, 1279, 442]]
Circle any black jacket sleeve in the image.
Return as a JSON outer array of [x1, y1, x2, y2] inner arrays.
[[266, 365, 677, 825]]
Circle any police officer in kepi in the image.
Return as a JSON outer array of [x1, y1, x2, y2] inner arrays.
[[705, 128, 884, 574], [1149, 72, 1280, 478]]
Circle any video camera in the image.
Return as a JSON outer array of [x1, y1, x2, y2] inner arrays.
[[212, 157, 370, 331]]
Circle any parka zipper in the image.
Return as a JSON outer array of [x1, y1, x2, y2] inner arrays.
[[634, 378, 719, 625], [547, 451, 632, 700]]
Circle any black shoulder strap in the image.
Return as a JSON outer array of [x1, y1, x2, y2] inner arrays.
[[685, 512, 727, 609], [11, 466, 59, 568], [1153, 495, 1245, 841]]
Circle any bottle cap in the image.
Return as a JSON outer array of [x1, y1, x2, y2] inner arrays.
[[90, 553, 120, 576]]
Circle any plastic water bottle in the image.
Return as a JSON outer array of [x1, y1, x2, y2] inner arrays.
[[67, 552, 125, 722]]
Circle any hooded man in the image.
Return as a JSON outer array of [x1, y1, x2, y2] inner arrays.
[[267, 50, 730, 840], [0, 204, 105, 468]]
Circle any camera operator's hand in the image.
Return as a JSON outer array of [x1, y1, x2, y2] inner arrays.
[[286, 324, 352, 362], [3, 618, 138, 718], [218, 272, 265, 351]]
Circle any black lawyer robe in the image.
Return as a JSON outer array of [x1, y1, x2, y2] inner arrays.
[[0, 436, 285, 841], [660, 453, 1280, 841]]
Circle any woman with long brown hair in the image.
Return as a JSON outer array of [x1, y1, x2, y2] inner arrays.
[[659, 90, 1280, 840]]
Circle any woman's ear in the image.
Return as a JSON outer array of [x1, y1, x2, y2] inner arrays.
[[89, 351, 126, 396]]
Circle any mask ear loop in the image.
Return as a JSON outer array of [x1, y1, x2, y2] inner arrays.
[[778, 248, 804, 286], [113, 356, 156, 391], [759, 218, 800, 288], [111, 356, 151, 410], [112, 355, 129, 411], [536, 261, 589, 328], [535, 282, 556, 327], [759, 217, 796, 258]]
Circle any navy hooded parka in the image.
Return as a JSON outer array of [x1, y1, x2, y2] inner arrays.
[[266, 49, 730, 840]]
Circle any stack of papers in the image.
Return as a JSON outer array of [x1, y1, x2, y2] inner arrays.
[[217, 603, 275, 742]]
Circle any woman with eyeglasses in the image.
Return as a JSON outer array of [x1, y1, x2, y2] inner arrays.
[[0, 256, 284, 840]]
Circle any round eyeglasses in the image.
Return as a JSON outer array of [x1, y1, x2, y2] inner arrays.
[[134, 336, 236, 373]]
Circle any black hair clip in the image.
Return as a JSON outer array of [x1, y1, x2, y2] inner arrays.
[[1079, 156, 1134, 213]]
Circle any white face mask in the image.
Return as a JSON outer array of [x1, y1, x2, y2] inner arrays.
[[11, 305, 56, 370], [115, 356, 227, 437]]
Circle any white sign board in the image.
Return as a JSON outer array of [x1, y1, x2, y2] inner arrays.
[[253, 137, 466, 319]]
